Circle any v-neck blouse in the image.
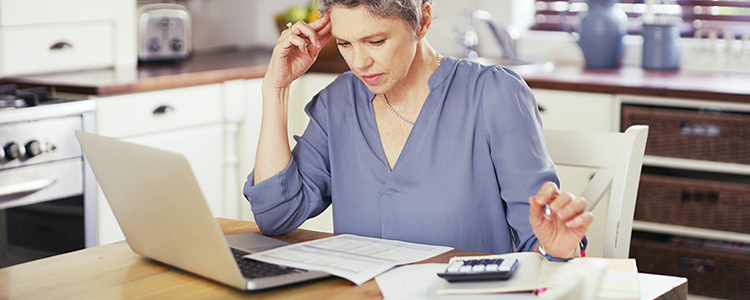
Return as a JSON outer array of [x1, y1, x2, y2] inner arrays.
[[244, 56, 558, 254]]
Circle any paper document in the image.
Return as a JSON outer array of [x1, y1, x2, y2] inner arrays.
[[376, 264, 536, 300], [582, 257, 641, 299], [246, 234, 453, 285]]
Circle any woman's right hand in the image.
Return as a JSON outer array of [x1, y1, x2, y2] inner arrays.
[[265, 13, 333, 90]]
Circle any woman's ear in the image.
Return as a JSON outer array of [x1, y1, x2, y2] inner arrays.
[[416, 1, 432, 39]]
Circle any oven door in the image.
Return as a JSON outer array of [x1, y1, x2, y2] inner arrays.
[[0, 158, 85, 268]]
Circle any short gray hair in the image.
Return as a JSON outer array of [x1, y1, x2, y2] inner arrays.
[[317, 0, 433, 33]]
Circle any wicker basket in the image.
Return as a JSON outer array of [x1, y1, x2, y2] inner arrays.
[[631, 236, 750, 300], [635, 173, 750, 234], [622, 105, 750, 164]]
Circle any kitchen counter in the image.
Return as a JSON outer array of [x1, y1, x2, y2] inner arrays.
[[0, 49, 274, 95], [2, 49, 750, 103], [520, 64, 750, 103]]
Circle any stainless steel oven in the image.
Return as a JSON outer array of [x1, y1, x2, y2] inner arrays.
[[0, 85, 96, 268]]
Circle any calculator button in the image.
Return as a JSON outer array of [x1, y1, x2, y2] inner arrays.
[[446, 261, 463, 273], [471, 265, 486, 272]]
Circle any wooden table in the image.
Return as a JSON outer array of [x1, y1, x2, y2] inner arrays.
[[0, 218, 479, 299], [0, 218, 685, 299]]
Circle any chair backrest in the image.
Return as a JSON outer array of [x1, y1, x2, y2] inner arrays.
[[543, 125, 648, 258]]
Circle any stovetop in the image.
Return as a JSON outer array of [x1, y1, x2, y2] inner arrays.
[[0, 84, 65, 109]]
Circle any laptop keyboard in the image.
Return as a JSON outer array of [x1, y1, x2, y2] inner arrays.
[[231, 248, 306, 279]]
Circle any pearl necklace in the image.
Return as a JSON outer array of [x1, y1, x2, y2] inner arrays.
[[381, 54, 443, 126], [382, 93, 415, 126]]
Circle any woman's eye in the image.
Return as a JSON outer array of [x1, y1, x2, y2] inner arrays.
[[336, 41, 350, 47], [370, 40, 385, 45]]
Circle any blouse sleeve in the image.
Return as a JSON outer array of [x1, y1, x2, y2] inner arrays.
[[480, 66, 559, 252], [243, 91, 333, 236]]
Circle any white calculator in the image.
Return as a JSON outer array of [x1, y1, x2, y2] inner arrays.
[[437, 257, 518, 282]]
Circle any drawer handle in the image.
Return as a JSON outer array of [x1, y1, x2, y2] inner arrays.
[[50, 42, 73, 50], [0, 175, 57, 199], [679, 122, 720, 137], [537, 104, 546, 113], [680, 189, 719, 203], [679, 257, 715, 273], [153, 105, 174, 115]]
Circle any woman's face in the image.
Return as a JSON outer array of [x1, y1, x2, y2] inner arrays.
[[329, 6, 419, 95]]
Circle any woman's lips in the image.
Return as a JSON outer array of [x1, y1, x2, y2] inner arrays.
[[361, 73, 383, 85]]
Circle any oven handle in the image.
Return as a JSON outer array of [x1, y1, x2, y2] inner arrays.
[[0, 175, 57, 198]]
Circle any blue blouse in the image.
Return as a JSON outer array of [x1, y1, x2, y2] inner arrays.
[[244, 56, 558, 254]]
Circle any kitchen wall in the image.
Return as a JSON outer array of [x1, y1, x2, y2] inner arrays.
[[185, 0, 256, 52], [185, 0, 749, 73], [185, 0, 535, 58]]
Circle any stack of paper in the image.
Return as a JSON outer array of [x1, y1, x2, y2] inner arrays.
[[246, 234, 453, 285], [582, 257, 641, 300]]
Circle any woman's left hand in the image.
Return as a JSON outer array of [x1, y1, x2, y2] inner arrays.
[[529, 181, 594, 259]]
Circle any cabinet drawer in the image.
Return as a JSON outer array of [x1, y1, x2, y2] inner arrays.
[[630, 233, 750, 300], [533, 89, 614, 132], [622, 104, 750, 164], [635, 172, 750, 234], [0, 22, 113, 76], [95, 84, 223, 138], [0, 0, 115, 26]]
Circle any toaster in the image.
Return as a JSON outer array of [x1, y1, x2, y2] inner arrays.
[[138, 3, 191, 61]]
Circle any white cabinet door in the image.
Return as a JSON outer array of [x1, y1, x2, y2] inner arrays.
[[94, 85, 225, 245], [95, 124, 223, 244], [533, 88, 616, 132], [95, 84, 222, 138]]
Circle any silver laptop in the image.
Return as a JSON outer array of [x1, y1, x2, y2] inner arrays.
[[75, 131, 329, 290]]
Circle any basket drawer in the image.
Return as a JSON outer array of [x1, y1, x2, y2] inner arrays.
[[635, 173, 750, 234], [622, 104, 750, 164], [630, 235, 750, 300]]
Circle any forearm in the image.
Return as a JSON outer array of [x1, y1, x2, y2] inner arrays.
[[254, 81, 293, 184], [244, 159, 331, 236]]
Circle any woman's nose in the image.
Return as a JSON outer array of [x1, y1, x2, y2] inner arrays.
[[350, 47, 373, 70]]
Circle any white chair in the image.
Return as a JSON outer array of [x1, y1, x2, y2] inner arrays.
[[543, 125, 648, 259]]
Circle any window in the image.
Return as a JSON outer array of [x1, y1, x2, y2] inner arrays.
[[532, 0, 750, 39]]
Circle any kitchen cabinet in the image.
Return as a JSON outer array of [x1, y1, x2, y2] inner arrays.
[[620, 94, 750, 299], [0, 0, 136, 76], [94, 84, 225, 245], [222, 79, 250, 222]]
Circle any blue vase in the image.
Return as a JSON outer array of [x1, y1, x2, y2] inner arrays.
[[577, 0, 626, 68]]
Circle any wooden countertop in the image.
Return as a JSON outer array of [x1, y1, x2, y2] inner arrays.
[[520, 64, 750, 103], [1, 50, 273, 95], [2, 49, 749, 104]]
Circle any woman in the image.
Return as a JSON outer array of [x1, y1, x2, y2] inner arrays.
[[245, 0, 592, 260]]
